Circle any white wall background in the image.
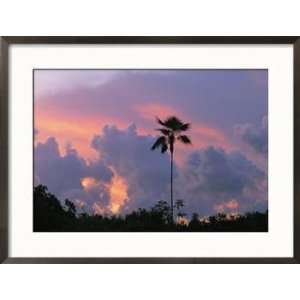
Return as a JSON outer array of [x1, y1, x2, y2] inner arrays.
[[1, 0, 300, 299]]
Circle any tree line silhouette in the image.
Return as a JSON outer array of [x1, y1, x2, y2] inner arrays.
[[34, 185, 268, 232]]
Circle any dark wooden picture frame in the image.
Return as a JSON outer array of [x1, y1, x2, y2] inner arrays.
[[0, 36, 299, 264]]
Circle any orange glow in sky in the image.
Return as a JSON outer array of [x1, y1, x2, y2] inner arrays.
[[80, 171, 129, 214], [214, 199, 239, 213], [35, 104, 130, 160], [81, 177, 98, 190], [108, 170, 129, 214]]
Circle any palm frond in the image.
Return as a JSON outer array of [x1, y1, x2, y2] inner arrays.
[[156, 117, 166, 127], [151, 136, 167, 151], [180, 123, 191, 131], [177, 135, 192, 145], [161, 143, 168, 153], [163, 116, 184, 130], [156, 128, 171, 136]]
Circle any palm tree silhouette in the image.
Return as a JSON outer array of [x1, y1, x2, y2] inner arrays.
[[151, 116, 192, 223]]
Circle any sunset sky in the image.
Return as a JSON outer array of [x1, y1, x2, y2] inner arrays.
[[34, 69, 268, 217]]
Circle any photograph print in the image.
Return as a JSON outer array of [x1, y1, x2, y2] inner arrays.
[[33, 69, 268, 232]]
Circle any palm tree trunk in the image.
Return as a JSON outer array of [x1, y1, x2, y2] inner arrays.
[[170, 151, 174, 224]]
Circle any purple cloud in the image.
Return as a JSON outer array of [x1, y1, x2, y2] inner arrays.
[[35, 125, 267, 217], [91, 124, 171, 212], [178, 146, 267, 216], [234, 115, 268, 155], [34, 137, 113, 213]]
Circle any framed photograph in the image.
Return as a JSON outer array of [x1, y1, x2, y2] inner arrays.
[[0, 36, 299, 263]]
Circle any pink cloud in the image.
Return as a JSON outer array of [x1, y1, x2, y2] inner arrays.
[[214, 199, 239, 214]]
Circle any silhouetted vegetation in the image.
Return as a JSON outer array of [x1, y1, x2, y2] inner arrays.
[[34, 185, 268, 232]]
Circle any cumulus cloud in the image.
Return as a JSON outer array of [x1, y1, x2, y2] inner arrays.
[[35, 125, 267, 217], [34, 125, 172, 215], [234, 116, 268, 155], [177, 147, 267, 216], [91, 124, 171, 212], [34, 137, 113, 212], [90, 125, 267, 216]]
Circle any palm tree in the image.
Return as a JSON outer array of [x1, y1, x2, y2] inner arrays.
[[151, 116, 192, 223]]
